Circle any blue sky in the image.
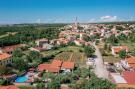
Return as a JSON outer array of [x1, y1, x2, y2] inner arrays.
[[0, 0, 135, 24]]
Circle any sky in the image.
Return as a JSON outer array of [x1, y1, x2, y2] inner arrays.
[[0, 0, 135, 24]]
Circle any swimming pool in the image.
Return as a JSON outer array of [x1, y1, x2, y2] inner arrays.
[[15, 75, 28, 83]]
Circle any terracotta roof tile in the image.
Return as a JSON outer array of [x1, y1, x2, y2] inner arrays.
[[38, 64, 51, 71], [0, 53, 11, 61], [2, 44, 25, 52], [123, 71, 135, 85], [51, 60, 62, 67], [113, 46, 128, 53], [0, 85, 19, 89], [62, 61, 75, 69], [126, 57, 135, 64]]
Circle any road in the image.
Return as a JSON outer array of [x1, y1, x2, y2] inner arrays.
[[92, 44, 109, 79]]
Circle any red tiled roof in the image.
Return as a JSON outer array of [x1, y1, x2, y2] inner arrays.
[[123, 71, 135, 85], [0, 53, 11, 61], [38, 63, 60, 73], [51, 60, 62, 67], [0, 85, 19, 89], [113, 46, 128, 53], [38, 64, 51, 71], [2, 44, 25, 52], [62, 61, 75, 69], [126, 57, 135, 64], [47, 66, 60, 73], [129, 64, 135, 69]]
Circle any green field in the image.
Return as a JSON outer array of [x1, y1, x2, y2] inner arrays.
[[103, 55, 120, 63], [41, 46, 87, 65], [120, 41, 135, 51], [41, 46, 84, 57]]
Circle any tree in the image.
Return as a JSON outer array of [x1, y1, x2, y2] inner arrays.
[[84, 46, 95, 57], [27, 51, 41, 63], [117, 33, 127, 41], [131, 49, 135, 57], [13, 57, 28, 71], [119, 50, 127, 59], [0, 66, 13, 75], [48, 80, 60, 89], [107, 34, 119, 45], [36, 83, 46, 89], [68, 42, 76, 46], [0, 78, 11, 86], [13, 48, 23, 57]]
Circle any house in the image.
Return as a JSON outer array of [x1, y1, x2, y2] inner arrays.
[[74, 39, 85, 46], [57, 38, 70, 45], [35, 38, 48, 47], [38, 63, 61, 73], [0, 85, 19, 89], [29, 47, 44, 52], [126, 57, 135, 70], [0, 53, 12, 66], [38, 60, 75, 73], [2, 44, 25, 54], [38, 60, 62, 73], [120, 60, 130, 70], [61, 61, 75, 71], [29, 43, 53, 52], [42, 43, 53, 50], [122, 30, 131, 36], [111, 46, 128, 56], [110, 71, 135, 88], [38, 64, 51, 71], [51, 60, 63, 67]]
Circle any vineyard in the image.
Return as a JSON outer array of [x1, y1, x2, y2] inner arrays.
[[54, 52, 86, 64]]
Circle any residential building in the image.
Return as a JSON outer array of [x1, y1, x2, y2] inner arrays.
[[126, 57, 135, 70], [2, 44, 25, 54], [35, 38, 48, 47], [111, 46, 128, 56], [110, 71, 135, 88], [0, 53, 12, 66], [0, 85, 19, 89]]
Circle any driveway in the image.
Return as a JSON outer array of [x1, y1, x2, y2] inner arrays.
[[92, 44, 109, 79]]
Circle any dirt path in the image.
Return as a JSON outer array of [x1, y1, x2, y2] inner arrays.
[[92, 44, 109, 79]]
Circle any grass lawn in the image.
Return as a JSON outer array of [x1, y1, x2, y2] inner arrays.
[[0, 32, 18, 39], [100, 48, 120, 63], [41, 46, 84, 57], [103, 55, 120, 63], [120, 41, 135, 51]]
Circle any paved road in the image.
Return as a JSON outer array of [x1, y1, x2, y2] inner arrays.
[[92, 44, 109, 79]]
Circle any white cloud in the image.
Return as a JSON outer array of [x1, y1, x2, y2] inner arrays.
[[100, 15, 117, 22], [36, 19, 41, 23], [88, 18, 96, 23]]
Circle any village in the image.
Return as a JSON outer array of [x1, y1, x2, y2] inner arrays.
[[0, 20, 135, 89]]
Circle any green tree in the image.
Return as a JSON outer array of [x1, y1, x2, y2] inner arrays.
[[48, 80, 60, 89], [107, 34, 119, 45], [36, 83, 46, 89], [13, 57, 28, 71], [0, 78, 11, 86], [131, 49, 135, 57], [13, 48, 23, 57], [84, 46, 95, 57], [119, 50, 127, 59], [27, 51, 41, 63]]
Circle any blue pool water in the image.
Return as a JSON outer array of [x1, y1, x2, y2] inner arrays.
[[15, 75, 28, 83]]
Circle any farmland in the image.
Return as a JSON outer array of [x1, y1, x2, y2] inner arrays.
[[55, 52, 86, 64], [41, 46, 87, 65]]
